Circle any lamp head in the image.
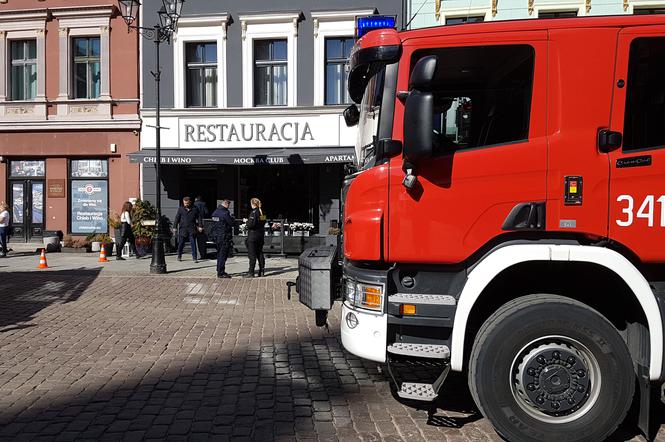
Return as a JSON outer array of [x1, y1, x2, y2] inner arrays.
[[117, 0, 140, 26]]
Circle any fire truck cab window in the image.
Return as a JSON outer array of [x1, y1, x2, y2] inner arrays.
[[411, 45, 534, 154], [623, 37, 665, 151]]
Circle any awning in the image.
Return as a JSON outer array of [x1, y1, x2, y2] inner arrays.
[[127, 148, 356, 166]]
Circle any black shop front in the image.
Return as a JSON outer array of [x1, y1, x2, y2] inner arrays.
[[129, 147, 355, 235]]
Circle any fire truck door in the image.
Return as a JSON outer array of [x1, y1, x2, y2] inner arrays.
[[388, 35, 548, 264], [608, 28, 665, 263]]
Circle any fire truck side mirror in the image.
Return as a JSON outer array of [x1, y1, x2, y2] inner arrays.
[[409, 55, 438, 91], [403, 90, 434, 164], [343, 104, 360, 127], [403, 55, 437, 166]]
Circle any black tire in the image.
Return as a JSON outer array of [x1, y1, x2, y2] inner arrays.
[[468, 294, 634, 442]]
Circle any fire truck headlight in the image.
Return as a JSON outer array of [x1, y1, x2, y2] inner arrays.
[[345, 280, 358, 306]]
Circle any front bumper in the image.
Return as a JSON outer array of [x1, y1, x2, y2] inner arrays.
[[341, 302, 388, 363]]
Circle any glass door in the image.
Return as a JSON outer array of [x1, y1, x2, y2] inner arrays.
[[10, 180, 44, 241]]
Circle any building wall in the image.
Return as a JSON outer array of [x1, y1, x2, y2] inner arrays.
[[138, 0, 401, 234], [0, 1, 140, 239], [140, 0, 402, 108], [406, 0, 665, 28]]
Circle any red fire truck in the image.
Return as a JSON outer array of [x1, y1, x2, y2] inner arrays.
[[295, 14, 665, 442]]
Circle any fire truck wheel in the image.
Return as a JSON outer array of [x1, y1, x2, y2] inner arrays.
[[468, 294, 634, 442]]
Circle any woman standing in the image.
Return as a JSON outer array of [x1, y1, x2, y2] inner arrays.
[[0, 202, 9, 258], [116, 201, 139, 260], [245, 198, 266, 277]]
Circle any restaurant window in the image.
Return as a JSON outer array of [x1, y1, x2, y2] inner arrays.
[[254, 39, 287, 106], [325, 37, 354, 105], [445, 16, 484, 25], [9, 160, 45, 177], [69, 159, 108, 234], [10, 40, 37, 101], [73, 37, 101, 99], [186, 42, 218, 107]]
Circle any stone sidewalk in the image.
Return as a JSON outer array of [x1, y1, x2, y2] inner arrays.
[[0, 249, 299, 279], [0, 266, 662, 440]]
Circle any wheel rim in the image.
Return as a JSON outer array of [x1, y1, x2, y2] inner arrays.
[[510, 335, 602, 424]]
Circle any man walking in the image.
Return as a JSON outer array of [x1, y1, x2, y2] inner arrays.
[[194, 196, 209, 260], [174, 197, 203, 262], [211, 199, 235, 278]]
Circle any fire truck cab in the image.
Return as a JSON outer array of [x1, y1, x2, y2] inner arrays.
[[297, 14, 665, 441]]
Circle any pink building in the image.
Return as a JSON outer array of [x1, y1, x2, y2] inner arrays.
[[0, 0, 140, 241]]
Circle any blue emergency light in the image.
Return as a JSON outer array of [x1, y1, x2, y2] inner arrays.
[[356, 15, 397, 38]]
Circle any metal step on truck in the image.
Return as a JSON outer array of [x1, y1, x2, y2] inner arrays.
[[293, 14, 665, 442]]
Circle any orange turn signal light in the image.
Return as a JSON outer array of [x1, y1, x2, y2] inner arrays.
[[364, 293, 382, 307], [400, 304, 416, 315]]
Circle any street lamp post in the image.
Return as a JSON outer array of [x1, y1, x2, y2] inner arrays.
[[118, 0, 185, 274]]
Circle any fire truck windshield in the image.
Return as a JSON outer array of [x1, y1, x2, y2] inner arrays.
[[356, 68, 386, 169]]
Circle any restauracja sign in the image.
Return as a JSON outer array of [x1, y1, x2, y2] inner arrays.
[[184, 122, 314, 145], [179, 115, 339, 149]]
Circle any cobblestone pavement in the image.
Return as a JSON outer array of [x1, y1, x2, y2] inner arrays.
[[0, 250, 299, 279], [0, 271, 662, 441]]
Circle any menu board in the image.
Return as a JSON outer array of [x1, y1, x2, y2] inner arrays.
[[70, 180, 108, 234]]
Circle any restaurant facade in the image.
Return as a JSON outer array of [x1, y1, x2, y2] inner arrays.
[[0, 0, 140, 242], [135, 0, 401, 233]]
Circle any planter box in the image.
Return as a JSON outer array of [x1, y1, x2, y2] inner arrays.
[[62, 247, 89, 254], [228, 235, 325, 255]]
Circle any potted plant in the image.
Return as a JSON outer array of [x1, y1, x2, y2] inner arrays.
[[291, 222, 315, 237], [271, 222, 282, 236], [88, 233, 113, 254], [132, 199, 157, 256]]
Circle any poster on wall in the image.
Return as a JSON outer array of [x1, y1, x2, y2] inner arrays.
[[70, 180, 108, 234]]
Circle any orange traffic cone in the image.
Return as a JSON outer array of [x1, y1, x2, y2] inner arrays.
[[98, 244, 109, 263], [38, 248, 48, 269]]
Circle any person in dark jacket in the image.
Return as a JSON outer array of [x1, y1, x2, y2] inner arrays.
[[194, 196, 209, 260], [211, 199, 235, 278], [174, 196, 203, 262], [245, 197, 266, 277]]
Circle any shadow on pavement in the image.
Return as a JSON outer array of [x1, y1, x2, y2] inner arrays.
[[0, 336, 397, 439], [0, 338, 483, 439], [0, 269, 101, 331], [0, 274, 659, 441]]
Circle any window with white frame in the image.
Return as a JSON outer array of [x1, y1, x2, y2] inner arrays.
[[186, 42, 218, 107], [633, 7, 665, 14], [72, 36, 101, 99], [0, 14, 48, 114], [172, 15, 228, 109], [52, 6, 114, 110], [240, 12, 301, 108], [254, 39, 288, 106], [445, 15, 484, 24], [311, 9, 374, 106], [538, 10, 578, 18], [324, 37, 353, 105], [10, 39, 37, 101]]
